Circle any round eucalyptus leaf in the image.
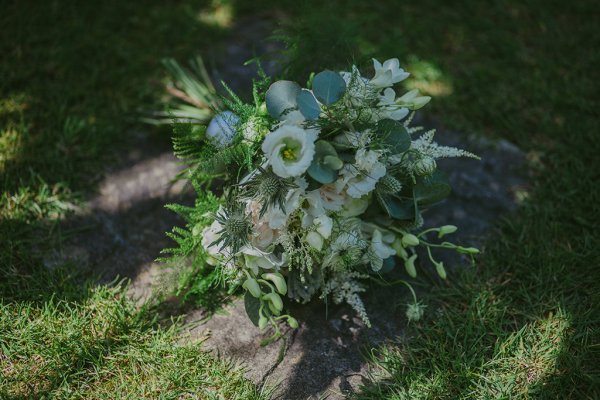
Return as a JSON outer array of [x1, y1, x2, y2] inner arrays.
[[308, 162, 337, 183], [265, 80, 300, 119], [244, 291, 261, 327], [381, 257, 396, 273], [377, 119, 411, 154], [296, 89, 321, 120], [414, 170, 451, 206], [312, 70, 346, 105]]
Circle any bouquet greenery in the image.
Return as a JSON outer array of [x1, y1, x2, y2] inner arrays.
[[162, 57, 479, 338]]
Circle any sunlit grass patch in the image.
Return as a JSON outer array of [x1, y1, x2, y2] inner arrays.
[[0, 281, 271, 399]]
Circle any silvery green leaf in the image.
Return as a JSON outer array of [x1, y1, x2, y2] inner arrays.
[[377, 192, 416, 220], [296, 89, 321, 120], [381, 257, 396, 273], [312, 70, 346, 105], [414, 170, 451, 206], [265, 80, 300, 119], [377, 119, 411, 154], [307, 140, 340, 183]]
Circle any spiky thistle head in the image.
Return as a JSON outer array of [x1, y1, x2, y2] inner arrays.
[[376, 174, 403, 194], [212, 203, 252, 254], [241, 167, 297, 217]]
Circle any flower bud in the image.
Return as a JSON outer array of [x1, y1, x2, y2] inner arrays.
[[401, 233, 420, 247], [242, 278, 261, 298], [262, 272, 287, 296], [258, 314, 269, 330], [391, 238, 409, 259], [406, 301, 426, 322], [437, 225, 458, 238], [435, 261, 447, 280], [410, 95, 431, 110], [457, 246, 480, 255], [404, 254, 418, 278], [287, 317, 299, 329], [413, 157, 436, 176], [264, 292, 283, 312]]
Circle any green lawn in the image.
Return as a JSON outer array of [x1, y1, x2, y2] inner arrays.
[[2, 0, 599, 398]]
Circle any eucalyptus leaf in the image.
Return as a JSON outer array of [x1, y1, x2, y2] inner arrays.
[[307, 140, 340, 184], [312, 70, 346, 105], [296, 89, 320, 120], [244, 291, 261, 327], [265, 80, 300, 119], [414, 170, 451, 206], [377, 119, 411, 154], [381, 257, 396, 273], [377, 193, 416, 220]]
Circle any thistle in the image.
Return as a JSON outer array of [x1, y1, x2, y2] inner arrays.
[[241, 167, 297, 217], [211, 203, 252, 254]]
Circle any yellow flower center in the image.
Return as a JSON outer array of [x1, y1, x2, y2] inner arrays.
[[282, 148, 297, 161]]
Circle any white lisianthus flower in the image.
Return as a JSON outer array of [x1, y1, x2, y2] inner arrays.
[[319, 183, 346, 211], [370, 229, 396, 259], [314, 214, 333, 239], [378, 88, 409, 121], [338, 149, 386, 198], [206, 111, 240, 147], [370, 58, 409, 89], [262, 125, 318, 178]]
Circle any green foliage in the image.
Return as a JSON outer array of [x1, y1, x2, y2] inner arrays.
[[311, 70, 346, 105]]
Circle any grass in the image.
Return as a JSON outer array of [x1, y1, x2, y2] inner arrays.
[[251, 0, 600, 398], [0, 267, 270, 399], [1, 0, 599, 398]]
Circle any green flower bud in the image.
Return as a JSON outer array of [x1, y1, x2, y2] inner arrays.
[[401, 233, 420, 247], [262, 272, 288, 295], [258, 314, 269, 330], [242, 278, 261, 298], [413, 157, 436, 176], [435, 261, 447, 280], [391, 238, 409, 259], [404, 254, 418, 278], [287, 316, 299, 329], [264, 292, 283, 312], [437, 225, 458, 238], [456, 246, 480, 255], [406, 301, 426, 322]]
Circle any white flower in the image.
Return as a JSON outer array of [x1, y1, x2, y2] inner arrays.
[[338, 149, 386, 198], [341, 196, 370, 217], [319, 183, 346, 211], [301, 189, 326, 227], [264, 178, 307, 229], [370, 58, 409, 89], [378, 88, 409, 121], [314, 214, 333, 239], [201, 218, 231, 266], [396, 89, 431, 110], [370, 229, 396, 259], [242, 247, 284, 274], [306, 231, 324, 251], [262, 125, 318, 178], [246, 200, 278, 249], [206, 111, 240, 147]]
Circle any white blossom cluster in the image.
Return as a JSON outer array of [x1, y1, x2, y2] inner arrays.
[[194, 58, 479, 331]]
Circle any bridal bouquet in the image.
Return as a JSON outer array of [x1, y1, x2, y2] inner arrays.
[[163, 57, 479, 335]]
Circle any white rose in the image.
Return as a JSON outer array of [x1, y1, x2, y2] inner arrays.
[[261, 125, 318, 178]]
